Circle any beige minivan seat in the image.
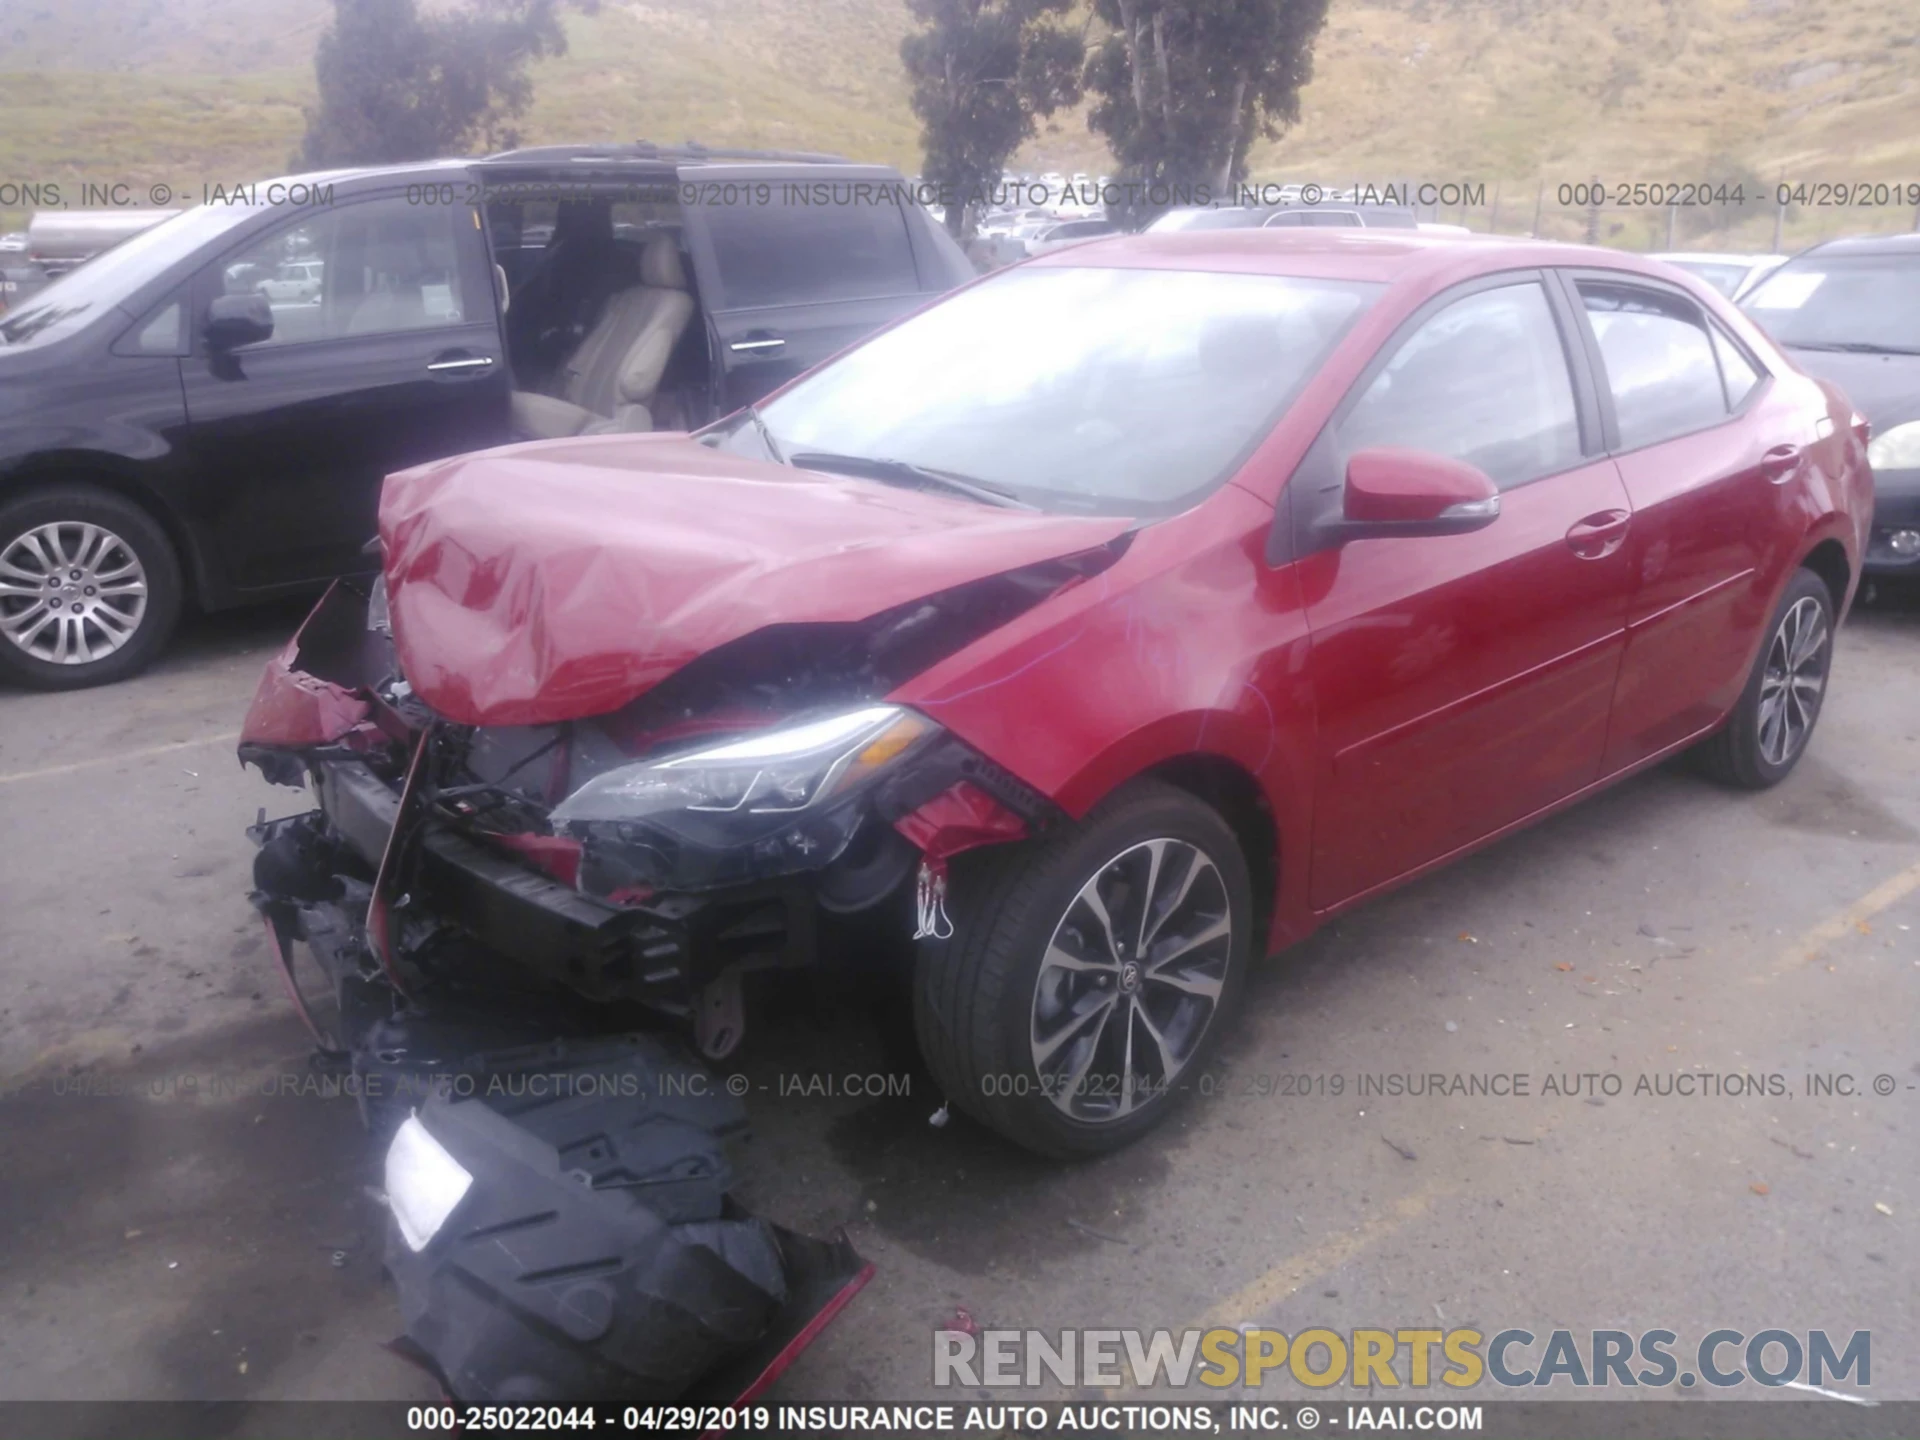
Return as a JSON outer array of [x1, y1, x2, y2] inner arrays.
[[511, 234, 696, 439]]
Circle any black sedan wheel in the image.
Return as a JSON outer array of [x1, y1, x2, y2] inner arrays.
[[914, 779, 1253, 1157], [0, 484, 183, 690]]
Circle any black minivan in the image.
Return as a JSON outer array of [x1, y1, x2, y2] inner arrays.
[[0, 143, 972, 688]]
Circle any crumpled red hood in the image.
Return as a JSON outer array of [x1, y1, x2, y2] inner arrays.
[[378, 433, 1130, 726]]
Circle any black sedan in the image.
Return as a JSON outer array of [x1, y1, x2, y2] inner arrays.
[[1741, 232, 1920, 576]]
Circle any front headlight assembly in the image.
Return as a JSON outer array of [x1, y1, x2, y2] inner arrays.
[[549, 705, 939, 893]]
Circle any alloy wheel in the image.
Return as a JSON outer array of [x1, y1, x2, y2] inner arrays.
[[1756, 594, 1828, 768], [0, 521, 150, 665], [1029, 837, 1232, 1123]]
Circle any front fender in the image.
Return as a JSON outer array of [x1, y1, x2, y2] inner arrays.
[[892, 488, 1318, 951]]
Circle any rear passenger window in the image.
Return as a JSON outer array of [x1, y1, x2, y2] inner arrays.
[[1337, 281, 1583, 490], [1577, 282, 1728, 449], [701, 195, 919, 310], [1711, 326, 1763, 409]]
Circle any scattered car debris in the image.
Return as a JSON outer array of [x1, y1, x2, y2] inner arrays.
[[378, 1032, 871, 1405]]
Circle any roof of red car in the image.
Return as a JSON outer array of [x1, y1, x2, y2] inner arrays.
[[1027, 227, 1684, 290]]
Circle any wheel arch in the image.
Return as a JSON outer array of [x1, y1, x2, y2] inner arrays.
[[1798, 535, 1852, 619], [1139, 752, 1281, 952], [0, 461, 209, 610], [1032, 704, 1310, 957]]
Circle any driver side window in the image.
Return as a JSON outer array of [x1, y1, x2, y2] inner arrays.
[[214, 198, 475, 349], [1338, 281, 1583, 490]]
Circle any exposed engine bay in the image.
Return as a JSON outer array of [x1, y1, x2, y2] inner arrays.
[[238, 539, 1120, 1062]]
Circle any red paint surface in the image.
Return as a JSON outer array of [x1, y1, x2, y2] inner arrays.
[[240, 635, 371, 747], [1343, 446, 1497, 523], [893, 782, 1029, 863], [483, 832, 584, 889]]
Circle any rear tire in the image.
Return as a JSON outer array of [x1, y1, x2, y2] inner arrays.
[[1693, 568, 1834, 789], [0, 484, 183, 691], [913, 779, 1252, 1158]]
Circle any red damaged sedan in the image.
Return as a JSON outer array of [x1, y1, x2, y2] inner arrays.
[[241, 230, 1871, 1156]]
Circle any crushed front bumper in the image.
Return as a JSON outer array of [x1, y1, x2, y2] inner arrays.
[[304, 755, 820, 1005], [241, 580, 1056, 1058]]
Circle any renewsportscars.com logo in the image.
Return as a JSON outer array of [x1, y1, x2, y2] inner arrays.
[[932, 1326, 1871, 1392]]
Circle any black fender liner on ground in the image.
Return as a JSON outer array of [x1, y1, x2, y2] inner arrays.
[[383, 1035, 869, 1405]]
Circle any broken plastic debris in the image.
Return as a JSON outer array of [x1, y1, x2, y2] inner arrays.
[[1874, 1202, 1894, 1216], [929, 1104, 950, 1128], [1750, 1182, 1770, 1196]]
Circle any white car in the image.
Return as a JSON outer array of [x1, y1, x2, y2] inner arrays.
[[978, 209, 1052, 240], [258, 259, 324, 303], [1145, 206, 1268, 234], [1021, 217, 1120, 256], [1650, 251, 1788, 300]]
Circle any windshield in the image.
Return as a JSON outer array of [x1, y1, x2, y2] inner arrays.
[[0, 203, 263, 345], [1740, 252, 1920, 353], [722, 265, 1380, 516]]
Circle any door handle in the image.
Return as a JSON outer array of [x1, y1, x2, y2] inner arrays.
[[426, 353, 495, 374], [1565, 508, 1631, 560], [1758, 443, 1801, 484], [728, 336, 786, 353]]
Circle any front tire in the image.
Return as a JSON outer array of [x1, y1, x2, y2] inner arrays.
[[0, 484, 183, 690], [913, 779, 1253, 1157], [1694, 568, 1834, 789]]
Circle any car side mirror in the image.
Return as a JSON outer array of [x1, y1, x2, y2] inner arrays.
[[1325, 446, 1501, 542], [205, 292, 274, 350]]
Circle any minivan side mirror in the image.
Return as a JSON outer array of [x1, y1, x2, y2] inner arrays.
[[205, 292, 274, 350], [1325, 446, 1501, 542]]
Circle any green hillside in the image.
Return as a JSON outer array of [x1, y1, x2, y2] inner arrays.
[[3, 0, 1918, 247]]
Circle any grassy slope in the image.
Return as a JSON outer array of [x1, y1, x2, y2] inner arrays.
[[2, 0, 1917, 246]]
